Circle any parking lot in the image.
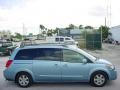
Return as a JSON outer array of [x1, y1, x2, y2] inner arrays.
[[0, 43, 120, 90]]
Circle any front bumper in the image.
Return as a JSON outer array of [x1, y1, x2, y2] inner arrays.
[[108, 69, 117, 80]]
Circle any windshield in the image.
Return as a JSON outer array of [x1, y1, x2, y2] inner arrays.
[[76, 48, 96, 62]]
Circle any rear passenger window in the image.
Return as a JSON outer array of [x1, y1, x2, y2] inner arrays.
[[15, 48, 62, 61], [33, 48, 62, 61], [14, 49, 36, 60]]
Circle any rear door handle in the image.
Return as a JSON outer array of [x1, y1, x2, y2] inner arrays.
[[54, 64, 58, 66], [63, 64, 67, 67]]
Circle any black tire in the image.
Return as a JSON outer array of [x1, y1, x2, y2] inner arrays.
[[16, 72, 33, 88], [90, 71, 108, 87]]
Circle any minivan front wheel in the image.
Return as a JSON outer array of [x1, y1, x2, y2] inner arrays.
[[90, 72, 108, 87], [16, 73, 32, 87]]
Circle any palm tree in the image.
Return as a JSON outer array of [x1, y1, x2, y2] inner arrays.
[[68, 24, 75, 29], [47, 29, 53, 36], [54, 28, 59, 35], [79, 25, 83, 29], [42, 31, 46, 36], [40, 24, 46, 36], [84, 26, 94, 29], [40, 24, 45, 31]]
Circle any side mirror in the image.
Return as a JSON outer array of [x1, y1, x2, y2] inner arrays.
[[82, 59, 87, 64]]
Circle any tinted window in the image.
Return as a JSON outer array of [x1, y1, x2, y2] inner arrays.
[[55, 38, 59, 42], [65, 38, 71, 40], [33, 48, 62, 61], [60, 38, 64, 41], [14, 49, 36, 60], [62, 49, 86, 63]]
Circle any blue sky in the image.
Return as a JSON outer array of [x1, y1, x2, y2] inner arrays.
[[0, 0, 24, 9]]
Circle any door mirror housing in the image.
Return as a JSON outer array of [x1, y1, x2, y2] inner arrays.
[[82, 59, 87, 64]]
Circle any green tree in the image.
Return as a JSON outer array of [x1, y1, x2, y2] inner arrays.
[[85, 25, 94, 29], [40, 24, 45, 30], [98, 26, 109, 40], [42, 31, 46, 35], [69, 24, 75, 29], [79, 25, 83, 29], [40, 24, 47, 36], [53, 28, 59, 35], [14, 33, 22, 39], [47, 29, 53, 36], [66, 24, 75, 29]]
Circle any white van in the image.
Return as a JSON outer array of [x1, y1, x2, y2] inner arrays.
[[46, 36, 78, 45]]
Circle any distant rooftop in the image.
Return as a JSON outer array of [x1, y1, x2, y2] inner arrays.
[[111, 25, 120, 29]]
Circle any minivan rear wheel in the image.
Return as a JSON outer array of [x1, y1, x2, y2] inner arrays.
[[90, 71, 108, 87], [16, 72, 32, 87]]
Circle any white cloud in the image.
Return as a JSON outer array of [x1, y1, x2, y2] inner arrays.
[[0, 0, 120, 34]]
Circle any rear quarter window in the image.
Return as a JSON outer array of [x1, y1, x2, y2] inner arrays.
[[14, 49, 36, 60]]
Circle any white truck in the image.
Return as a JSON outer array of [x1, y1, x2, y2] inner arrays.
[[21, 36, 78, 47], [45, 36, 78, 44]]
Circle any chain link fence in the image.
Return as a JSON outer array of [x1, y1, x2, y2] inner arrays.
[[71, 29, 102, 50]]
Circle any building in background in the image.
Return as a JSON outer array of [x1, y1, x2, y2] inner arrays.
[[109, 25, 120, 43], [0, 30, 11, 40]]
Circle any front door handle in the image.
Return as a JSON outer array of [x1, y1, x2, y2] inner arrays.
[[54, 64, 58, 66]]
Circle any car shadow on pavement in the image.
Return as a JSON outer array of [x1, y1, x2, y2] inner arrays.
[[2, 80, 116, 89]]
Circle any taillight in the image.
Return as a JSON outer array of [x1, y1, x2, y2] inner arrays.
[[6, 60, 13, 68]]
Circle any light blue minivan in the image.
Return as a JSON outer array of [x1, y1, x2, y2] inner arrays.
[[4, 44, 117, 87]]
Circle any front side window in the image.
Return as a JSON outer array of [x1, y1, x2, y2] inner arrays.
[[33, 48, 62, 61], [62, 49, 86, 63], [65, 38, 71, 40]]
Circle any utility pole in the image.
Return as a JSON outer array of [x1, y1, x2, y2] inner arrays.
[[22, 23, 24, 40], [106, 0, 111, 27], [22, 23, 27, 40], [105, 17, 107, 27]]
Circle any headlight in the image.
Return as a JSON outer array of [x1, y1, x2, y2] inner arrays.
[[106, 64, 115, 70]]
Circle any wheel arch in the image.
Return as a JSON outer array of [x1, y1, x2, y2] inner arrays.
[[15, 71, 34, 82], [89, 70, 109, 81]]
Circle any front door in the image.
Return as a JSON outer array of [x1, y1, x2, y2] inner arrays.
[[61, 49, 91, 81]]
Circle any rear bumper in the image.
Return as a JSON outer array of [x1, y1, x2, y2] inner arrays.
[[3, 69, 15, 81]]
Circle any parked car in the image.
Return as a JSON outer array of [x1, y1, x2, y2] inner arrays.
[[0, 41, 17, 55], [4, 44, 117, 87], [103, 38, 114, 44]]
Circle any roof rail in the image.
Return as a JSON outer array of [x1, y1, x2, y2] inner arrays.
[[20, 41, 76, 48]]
